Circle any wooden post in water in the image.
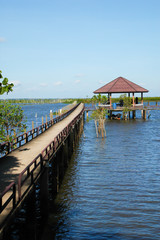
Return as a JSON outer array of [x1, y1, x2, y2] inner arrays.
[[101, 119, 106, 138], [86, 111, 89, 118], [95, 120, 98, 137], [41, 117, 44, 132], [141, 110, 143, 118], [110, 110, 112, 120], [143, 110, 146, 120], [32, 121, 34, 137], [45, 115, 47, 130], [50, 110, 53, 120], [132, 110, 136, 119], [24, 128, 27, 143], [13, 129, 17, 148]]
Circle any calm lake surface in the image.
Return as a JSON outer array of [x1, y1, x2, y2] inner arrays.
[[22, 103, 68, 130], [10, 104, 160, 239]]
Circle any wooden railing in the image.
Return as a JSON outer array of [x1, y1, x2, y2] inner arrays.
[[0, 103, 80, 157], [18, 154, 44, 201], [0, 104, 84, 227], [0, 182, 16, 214]]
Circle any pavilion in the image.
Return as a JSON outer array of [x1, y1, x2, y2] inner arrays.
[[94, 76, 148, 106], [93, 76, 149, 119]]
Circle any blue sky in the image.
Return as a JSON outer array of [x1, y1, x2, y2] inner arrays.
[[0, 0, 160, 98]]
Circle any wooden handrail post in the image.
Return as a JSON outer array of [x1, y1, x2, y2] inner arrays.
[[13, 184, 16, 208]]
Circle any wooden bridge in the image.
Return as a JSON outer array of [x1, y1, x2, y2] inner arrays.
[[0, 103, 84, 238]]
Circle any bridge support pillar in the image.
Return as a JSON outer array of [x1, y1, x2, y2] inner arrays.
[[40, 164, 49, 219], [25, 186, 36, 238], [68, 131, 74, 159], [63, 138, 69, 168], [58, 148, 65, 186], [51, 157, 59, 196]]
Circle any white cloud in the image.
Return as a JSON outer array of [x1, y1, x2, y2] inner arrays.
[[74, 73, 85, 78], [10, 80, 21, 87], [0, 37, 6, 42], [99, 80, 105, 85], [40, 83, 48, 87], [53, 81, 62, 86], [74, 80, 81, 84]]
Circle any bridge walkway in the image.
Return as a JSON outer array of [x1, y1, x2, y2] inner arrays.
[[0, 103, 84, 194]]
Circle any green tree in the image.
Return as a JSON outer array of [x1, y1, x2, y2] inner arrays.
[[0, 70, 14, 95], [0, 101, 27, 142], [97, 94, 102, 104], [0, 70, 27, 143], [91, 95, 98, 104], [101, 95, 107, 103], [119, 94, 132, 120]]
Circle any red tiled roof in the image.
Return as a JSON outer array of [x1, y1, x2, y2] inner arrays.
[[94, 77, 149, 94]]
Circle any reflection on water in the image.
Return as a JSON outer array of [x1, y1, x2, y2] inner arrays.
[[46, 109, 160, 240]]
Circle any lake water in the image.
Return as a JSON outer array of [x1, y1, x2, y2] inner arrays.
[[22, 103, 68, 130], [7, 103, 160, 240]]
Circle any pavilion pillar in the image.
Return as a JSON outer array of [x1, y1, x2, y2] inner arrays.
[[108, 93, 110, 104], [132, 93, 135, 119], [132, 93, 135, 106], [110, 93, 112, 108], [141, 92, 143, 105], [128, 93, 130, 119]]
